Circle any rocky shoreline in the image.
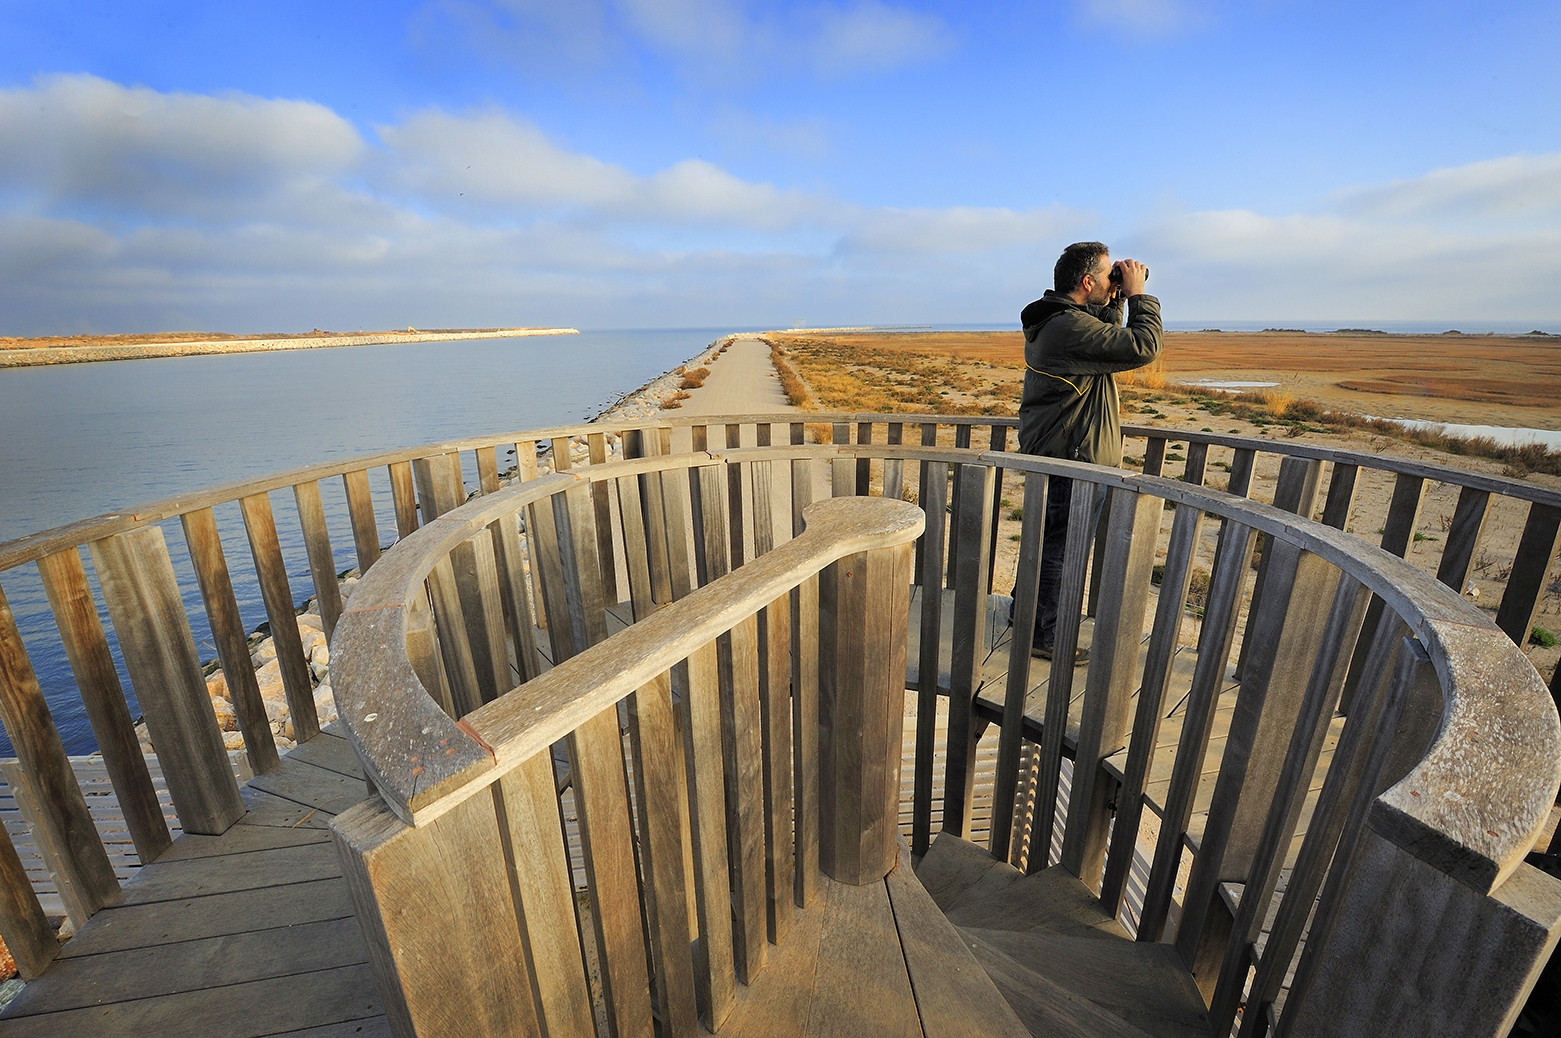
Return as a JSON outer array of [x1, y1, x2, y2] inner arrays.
[[0, 327, 578, 368]]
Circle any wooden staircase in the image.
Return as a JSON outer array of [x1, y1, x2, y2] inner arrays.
[[915, 832, 1212, 1038]]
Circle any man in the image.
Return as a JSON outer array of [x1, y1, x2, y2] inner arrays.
[[1017, 241, 1161, 660]]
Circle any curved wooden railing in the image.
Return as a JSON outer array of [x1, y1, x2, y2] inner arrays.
[[0, 411, 1557, 1038]]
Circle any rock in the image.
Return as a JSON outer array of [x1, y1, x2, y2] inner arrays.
[[264, 698, 287, 723], [206, 670, 228, 699], [223, 731, 247, 752], [310, 660, 330, 683], [255, 659, 286, 701], [210, 696, 236, 731], [251, 640, 277, 668], [314, 686, 338, 726], [310, 642, 330, 667], [340, 576, 358, 599], [275, 736, 296, 752], [297, 613, 322, 632]]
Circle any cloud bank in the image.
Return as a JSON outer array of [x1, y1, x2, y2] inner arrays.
[[1, 74, 1558, 333]]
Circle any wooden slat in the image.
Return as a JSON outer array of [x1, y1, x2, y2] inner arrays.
[[424, 556, 483, 717], [793, 570, 821, 910], [728, 423, 752, 570], [293, 481, 344, 641], [912, 456, 949, 857], [0, 797, 57, 978], [410, 453, 464, 523], [683, 639, 738, 1029], [341, 469, 382, 574], [1062, 487, 1162, 890], [856, 421, 873, 497], [1098, 500, 1205, 917], [945, 424, 972, 589], [1435, 485, 1493, 592], [941, 463, 994, 840], [1142, 435, 1168, 476], [1319, 462, 1358, 530], [625, 669, 700, 1037], [177, 510, 280, 777], [1183, 441, 1210, 486], [388, 461, 419, 539], [487, 511, 543, 686], [723, 612, 769, 980], [0, 585, 119, 929], [90, 526, 244, 836], [239, 492, 320, 744], [448, 532, 510, 705], [36, 548, 176, 858], [1176, 543, 1340, 1000], [1028, 481, 1098, 873], [1236, 616, 1406, 1037], [760, 591, 795, 943], [913, 422, 938, 587], [1496, 503, 1561, 647], [588, 431, 619, 603], [884, 422, 905, 502], [332, 790, 541, 1037], [494, 755, 596, 1036], [986, 425, 1008, 593], [526, 487, 574, 661], [990, 471, 1046, 862], [1136, 519, 1255, 940], [1341, 472, 1425, 712], [1236, 455, 1321, 679], [1207, 574, 1369, 1034]]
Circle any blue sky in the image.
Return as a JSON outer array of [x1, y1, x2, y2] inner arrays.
[[2, 0, 1559, 332]]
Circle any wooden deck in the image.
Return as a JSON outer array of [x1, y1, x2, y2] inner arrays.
[[0, 726, 387, 1037]]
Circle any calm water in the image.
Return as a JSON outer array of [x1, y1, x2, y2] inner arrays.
[[0, 330, 735, 753]]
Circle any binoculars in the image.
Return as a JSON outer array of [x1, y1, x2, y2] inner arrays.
[[1108, 264, 1148, 286]]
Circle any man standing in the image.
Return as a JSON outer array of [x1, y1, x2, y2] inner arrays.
[[1017, 241, 1162, 660]]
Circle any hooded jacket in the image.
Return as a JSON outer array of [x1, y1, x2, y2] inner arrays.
[[1017, 291, 1162, 468]]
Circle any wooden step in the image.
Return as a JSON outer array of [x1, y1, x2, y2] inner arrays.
[[913, 830, 1021, 913], [945, 864, 1129, 943], [960, 928, 1211, 1038]]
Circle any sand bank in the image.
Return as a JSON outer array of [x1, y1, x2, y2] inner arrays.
[[0, 327, 578, 368]]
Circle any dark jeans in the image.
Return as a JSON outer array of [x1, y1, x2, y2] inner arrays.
[[1028, 475, 1108, 650]]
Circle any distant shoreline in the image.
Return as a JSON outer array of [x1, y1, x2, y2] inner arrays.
[[0, 327, 579, 368]]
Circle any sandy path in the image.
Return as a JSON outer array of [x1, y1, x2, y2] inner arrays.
[[676, 334, 794, 418]]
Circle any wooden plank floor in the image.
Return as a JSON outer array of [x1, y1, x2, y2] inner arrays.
[[0, 725, 388, 1037]]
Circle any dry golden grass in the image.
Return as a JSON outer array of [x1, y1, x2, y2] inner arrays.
[[678, 366, 709, 390]]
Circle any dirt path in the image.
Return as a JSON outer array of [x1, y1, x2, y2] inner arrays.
[[676, 334, 794, 418]]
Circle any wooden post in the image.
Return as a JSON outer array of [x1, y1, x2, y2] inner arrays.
[[294, 480, 345, 640], [0, 582, 120, 928], [239, 492, 321, 743], [90, 526, 245, 835], [332, 790, 544, 1038], [1496, 503, 1561, 649], [818, 536, 914, 885], [942, 463, 995, 840], [342, 468, 382, 574]]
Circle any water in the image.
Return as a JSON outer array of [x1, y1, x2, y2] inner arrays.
[[0, 329, 734, 753], [1376, 419, 1561, 451]]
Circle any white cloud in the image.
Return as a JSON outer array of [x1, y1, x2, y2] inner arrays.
[[1075, 0, 1206, 39], [813, 2, 952, 75], [1332, 153, 1561, 223], [0, 74, 363, 217], [839, 205, 1089, 254]]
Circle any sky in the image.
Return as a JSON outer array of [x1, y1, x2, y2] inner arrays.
[[2, 0, 1559, 333]]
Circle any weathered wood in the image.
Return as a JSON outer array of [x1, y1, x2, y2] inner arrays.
[[683, 639, 738, 1029], [728, 423, 753, 569], [1086, 489, 1111, 618], [425, 556, 483, 717], [819, 540, 913, 884], [1237, 455, 1322, 678], [1028, 481, 1099, 873], [884, 422, 905, 502], [1183, 440, 1209, 486], [239, 492, 321, 744], [1062, 486, 1163, 891], [913, 457, 949, 856], [37, 547, 177, 857], [1435, 485, 1493, 592], [1227, 447, 1257, 497], [526, 486, 574, 661], [1098, 500, 1205, 917], [487, 512, 543, 685], [294, 481, 344, 641], [178, 509, 280, 778], [807, 871, 922, 1038], [0, 585, 119, 929], [990, 472, 1046, 862], [759, 593, 796, 943], [1142, 435, 1167, 476], [588, 431, 620, 603], [342, 468, 382, 574], [1341, 472, 1426, 712], [492, 755, 596, 1037], [1136, 520, 1255, 940], [0, 814, 60, 978], [946, 423, 972, 588], [942, 464, 995, 840], [886, 840, 1033, 1038], [1207, 573, 1370, 1034], [1176, 542, 1340, 999], [856, 421, 873, 496], [90, 526, 245, 836], [986, 425, 1008, 593], [331, 791, 541, 1038], [913, 421, 939, 588], [723, 612, 771, 981], [447, 531, 510, 705], [1319, 461, 1358, 530], [1237, 616, 1406, 1036], [1497, 503, 1561, 648], [410, 453, 464, 522], [388, 460, 419, 539], [625, 670, 700, 1037], [794, 570, 822, 909]]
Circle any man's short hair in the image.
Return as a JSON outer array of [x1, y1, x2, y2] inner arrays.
[[1054, 242, 1109, 293]]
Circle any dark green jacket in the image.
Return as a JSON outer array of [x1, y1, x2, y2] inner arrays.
[[1017, 291, 1162, 468]]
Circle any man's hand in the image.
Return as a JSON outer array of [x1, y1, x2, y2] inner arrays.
[[1114, 259, 1148, 297]]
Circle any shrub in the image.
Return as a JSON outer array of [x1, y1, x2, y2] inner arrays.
[[1532, 626, 1558, 648]]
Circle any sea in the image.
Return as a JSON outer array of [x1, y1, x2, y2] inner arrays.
[[0, 329, 747, 754]]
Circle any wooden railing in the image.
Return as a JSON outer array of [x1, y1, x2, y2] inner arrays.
[[1, 411, 1558, 1038]]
